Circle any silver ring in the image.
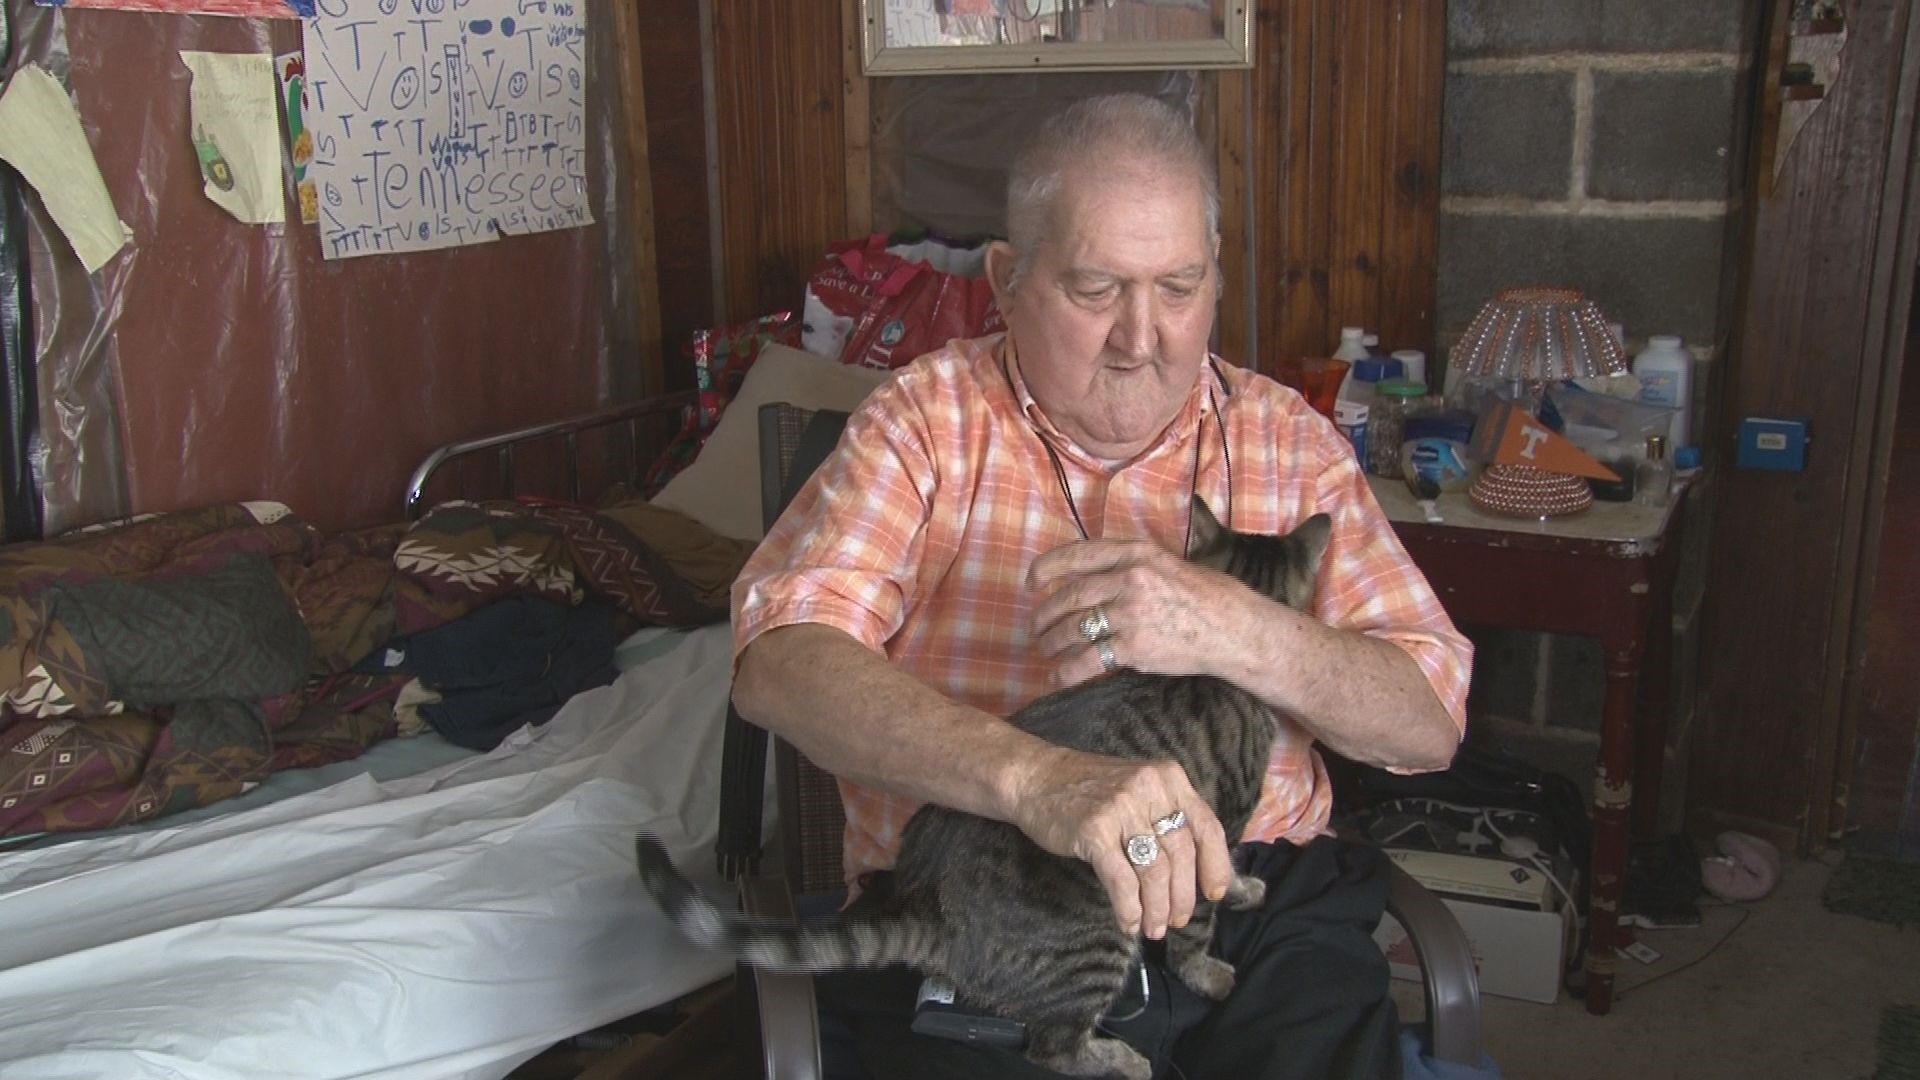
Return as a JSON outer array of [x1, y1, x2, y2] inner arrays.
[[1153, 810, 1187, 836], [1096, 639, 1117, 673], [1125, 833, 1159, 868], [1078, 607, 1112, 644]]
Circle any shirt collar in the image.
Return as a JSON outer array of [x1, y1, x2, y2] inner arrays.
[[998, 335, 1217, 470]]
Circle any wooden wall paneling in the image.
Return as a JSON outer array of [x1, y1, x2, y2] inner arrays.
[[612, 1, 665, 400], [1215, 68, 1252, 367], [1325, 3, 1385, 347], [638, 0, 718, 392], [1378, 2, 1443, 360], [1688, 0, 1917, 848], [712, 0, 851, 323], [843, 0, 874, 238], [1252, 1, 1441, 368], [1264, 0, 1336, 363], [1822, 0, 1920, 847]]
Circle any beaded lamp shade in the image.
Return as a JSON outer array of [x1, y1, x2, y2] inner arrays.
[[1453, 286, 1629, 382]]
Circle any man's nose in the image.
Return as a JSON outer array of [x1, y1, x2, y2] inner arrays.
[[1109, 287, 1157, 361]]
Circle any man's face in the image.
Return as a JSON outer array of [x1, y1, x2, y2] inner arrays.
[[989, 164, 1218, 461]]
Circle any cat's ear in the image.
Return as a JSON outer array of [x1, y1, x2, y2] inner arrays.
[[1186, 496, 1225, 556], [1289, 513, 1333, 577]]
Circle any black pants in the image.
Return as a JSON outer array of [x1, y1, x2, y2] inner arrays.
[[813, 837, 1402, 1080]]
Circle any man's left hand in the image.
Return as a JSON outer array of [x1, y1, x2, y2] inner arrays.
[[1028, 538, 1278, 686]]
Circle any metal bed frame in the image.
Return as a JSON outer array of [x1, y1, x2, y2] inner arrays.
[[402, 391, 694, 520]]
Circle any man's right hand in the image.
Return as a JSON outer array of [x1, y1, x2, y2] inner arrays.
[[1005, 745, 1233, 940]]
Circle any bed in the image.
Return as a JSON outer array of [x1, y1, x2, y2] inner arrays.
[[0, 345, 893, 1080]]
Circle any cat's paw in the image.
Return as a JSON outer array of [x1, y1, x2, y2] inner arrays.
[[1224, 872, 1266, 910], [1173, 953, 1237, 1001]]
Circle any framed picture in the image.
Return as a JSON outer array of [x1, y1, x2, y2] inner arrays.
[[861, 0, 1252, 75]]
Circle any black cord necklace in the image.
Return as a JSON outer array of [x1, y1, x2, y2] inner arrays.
[[1007, 353, 1234, 547]]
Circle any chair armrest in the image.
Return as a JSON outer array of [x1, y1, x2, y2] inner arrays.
[[738, 873, 823, 1080], [1381, 859, 1484, 1066]]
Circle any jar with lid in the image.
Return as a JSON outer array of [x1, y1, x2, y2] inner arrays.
[[1367, 378, 1427, 478]]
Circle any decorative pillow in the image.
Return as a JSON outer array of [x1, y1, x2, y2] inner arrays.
[[651, 344, 894, 540], [37, 552, 313, 711], [589, 499, 759, 616], [391, 501, 580, 634], [524, 501, 742, 626]]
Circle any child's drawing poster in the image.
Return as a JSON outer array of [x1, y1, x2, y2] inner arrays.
[[34, 0, 313, 17], [300, 0, 590, 260]]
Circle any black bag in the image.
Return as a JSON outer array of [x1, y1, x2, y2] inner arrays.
[[1328, 744, 1592, 877]]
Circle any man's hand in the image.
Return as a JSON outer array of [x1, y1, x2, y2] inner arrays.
[[1028, 537, 1282, 687], [1005, 744, 1233, 940]]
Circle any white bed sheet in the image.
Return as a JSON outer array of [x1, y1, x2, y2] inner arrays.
[[0, 622, 762, 1080]]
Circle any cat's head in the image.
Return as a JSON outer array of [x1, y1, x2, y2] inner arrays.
[[1184, 498, 1332, 612]]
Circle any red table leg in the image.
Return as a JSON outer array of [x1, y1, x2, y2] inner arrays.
[[1586, 641, 1642, 1015]]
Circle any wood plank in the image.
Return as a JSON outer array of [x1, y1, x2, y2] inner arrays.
[[611, 0, 664, 400], [1325, 0, 1384, 343], [843, 0, 874, 238], [1252, 1, 1443, 369], [1821, 0, 1920, 848], [1688, 0, 1917, 844], [1216, 68, 1252, 368], [712, 0, 848, 321], [638, 0, 716, 391]]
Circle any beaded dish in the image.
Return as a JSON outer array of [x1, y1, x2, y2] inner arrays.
[[1468, 463, 1594, 518]]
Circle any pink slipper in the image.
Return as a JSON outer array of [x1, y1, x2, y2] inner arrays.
[[1700, 831, 1780, 902]]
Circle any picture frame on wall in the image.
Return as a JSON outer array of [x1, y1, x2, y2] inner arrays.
[[861, 0, 1252, 75]]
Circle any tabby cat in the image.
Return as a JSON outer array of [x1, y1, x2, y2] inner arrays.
[[635, 499, 1330, 1080]]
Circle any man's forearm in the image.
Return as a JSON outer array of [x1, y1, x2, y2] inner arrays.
[[732, 623, 1056, 822], [1227, 602, 1460, 772]]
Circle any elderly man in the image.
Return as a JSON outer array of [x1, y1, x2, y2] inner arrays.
[[731, 93, 1471, 1079]]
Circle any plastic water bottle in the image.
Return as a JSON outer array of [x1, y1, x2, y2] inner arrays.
[[1333, 327, 1369, 364], [1390, 349, 1427, 389], [1334, 357, 1397, 466], [1632, 335, 1693, 449]]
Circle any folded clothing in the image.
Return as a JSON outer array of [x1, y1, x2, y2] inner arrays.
[[391, 595, 625, 752]]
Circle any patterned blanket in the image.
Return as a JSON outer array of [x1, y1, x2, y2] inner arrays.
[[0, 497, 753, 840]]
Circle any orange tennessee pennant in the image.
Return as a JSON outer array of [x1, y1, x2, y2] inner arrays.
[[1469, 402, 1621, 481]]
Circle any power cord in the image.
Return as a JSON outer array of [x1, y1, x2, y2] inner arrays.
[[1612, 903, 1753, 1003]]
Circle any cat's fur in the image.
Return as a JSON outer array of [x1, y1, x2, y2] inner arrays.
[[636, 499, 1331, 1080]]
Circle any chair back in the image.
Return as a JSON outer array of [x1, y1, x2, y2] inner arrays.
[[716, 402, 851, 894]]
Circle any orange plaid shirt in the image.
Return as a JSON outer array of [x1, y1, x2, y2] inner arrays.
[[732, 335, 1471, 887]]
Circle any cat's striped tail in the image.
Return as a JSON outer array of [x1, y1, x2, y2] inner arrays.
[[634, 834, 946, 974]]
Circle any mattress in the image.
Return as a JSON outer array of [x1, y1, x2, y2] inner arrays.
[[0, 622, 762, 1080]]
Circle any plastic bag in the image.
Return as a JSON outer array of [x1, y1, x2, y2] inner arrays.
[[800, 234, 1003, 369], [1542, 383, 1675, 464]]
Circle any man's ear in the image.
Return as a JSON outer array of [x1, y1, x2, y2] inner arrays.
[[985, 240, 1020, 309]]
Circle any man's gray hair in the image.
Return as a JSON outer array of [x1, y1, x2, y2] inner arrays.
[[1004, 93, 1220, 293]]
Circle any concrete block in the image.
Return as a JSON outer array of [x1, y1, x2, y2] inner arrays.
[[1590, 71, 1738, 202], [1437, 212, 1728, 345], [1464, 626, 1542, 725], [1443, 72, 1576, 200], [1449, 0, 1745, 57]]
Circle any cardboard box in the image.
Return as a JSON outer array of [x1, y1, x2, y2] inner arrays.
[[1384, 848, 1555, 909], [1374, 893, 1576, 1005]]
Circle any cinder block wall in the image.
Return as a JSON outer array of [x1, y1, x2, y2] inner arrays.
[[1435, 1, 1750, 829]]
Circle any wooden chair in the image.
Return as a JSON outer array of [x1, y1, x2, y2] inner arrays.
[[715, 402, 1483, 1080]]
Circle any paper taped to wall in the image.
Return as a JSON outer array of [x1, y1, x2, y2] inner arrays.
[[181, 52, 286, 225], [0, 65, 133, 274], [301, 1, 592, 260]]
